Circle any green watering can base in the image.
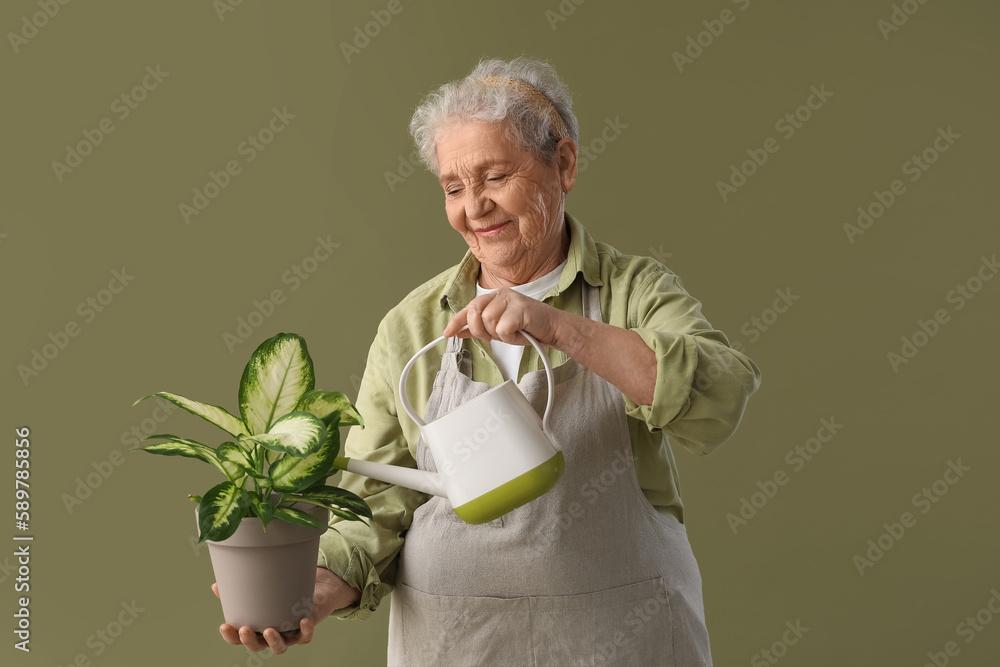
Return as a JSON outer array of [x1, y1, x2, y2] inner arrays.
[[454, 451, 565, 524]]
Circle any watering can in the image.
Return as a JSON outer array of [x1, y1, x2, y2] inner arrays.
[[334, 326, 564, 524]]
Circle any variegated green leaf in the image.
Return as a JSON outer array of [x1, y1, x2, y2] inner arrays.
[[243, 412, 327, 457], [294, 390, 364, 428], [268, 425, 340, 493], [197, 481, 249, 542], [292, 485, 372, 520], [236, 432, 258, 456], [329, 507, 366, 522], [247, 493, 274, 531], [133, 392, 249, 438], [282, 499, 368, 524], [217, 442, 253, 483], [239, 333, 315, 435], [320, 410, 342, 431], [187, 494, 202, 503], [134, 434, 228, 478], [272, 505, 328, 531]]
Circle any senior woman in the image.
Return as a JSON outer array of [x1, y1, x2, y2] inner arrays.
[[217, 57, 761, 665]]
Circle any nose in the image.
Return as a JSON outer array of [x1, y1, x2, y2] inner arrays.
[[464, 186, 495, 221]]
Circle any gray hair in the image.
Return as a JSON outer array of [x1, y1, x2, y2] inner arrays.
[[408, 57, 579, 176]]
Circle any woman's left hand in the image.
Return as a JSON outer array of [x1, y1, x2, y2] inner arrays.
[[443, 286, 658, 406], [442, 288, 569, 348]]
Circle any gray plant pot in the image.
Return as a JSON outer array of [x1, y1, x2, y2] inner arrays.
[[196, 503, 329, 633]]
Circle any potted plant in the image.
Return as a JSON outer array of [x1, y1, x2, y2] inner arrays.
[[132, 332, 371, 632]]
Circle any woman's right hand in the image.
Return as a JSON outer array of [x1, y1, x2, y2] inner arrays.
[[212, 566, 362, 654]]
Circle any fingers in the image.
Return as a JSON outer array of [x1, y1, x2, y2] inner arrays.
[[219, 621, 312, 654], [464, 298, 494, 342], [219, 623, 242, 645], [259, 619, 314, 654], [260, 628, 291, 654], [214, 580, 317, 653], [237, 625, 282, 653], [444, 290, 529, 344], [441, 310, 468, 338], [297, 617, 315, 645], [443, 293, 494, 339], [476, 291, 531, 345]]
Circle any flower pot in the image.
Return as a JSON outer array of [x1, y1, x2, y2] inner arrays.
[[196, 504, 329, 632]]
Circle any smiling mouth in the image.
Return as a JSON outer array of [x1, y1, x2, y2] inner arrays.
[[475, 220, 511, 237]]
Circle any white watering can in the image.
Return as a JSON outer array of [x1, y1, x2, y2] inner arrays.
[[334, 326, 564, 524]]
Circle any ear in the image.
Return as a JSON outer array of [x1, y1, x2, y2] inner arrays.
[[554, 137, 578, 194]]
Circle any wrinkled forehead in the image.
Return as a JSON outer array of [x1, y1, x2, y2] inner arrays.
[[436, 120, 528, 182]]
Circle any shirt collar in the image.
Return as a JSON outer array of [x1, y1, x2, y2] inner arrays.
[[440, 211, 603, 313]]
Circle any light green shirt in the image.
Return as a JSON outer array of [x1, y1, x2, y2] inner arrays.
[[318, 212, 762, 619]]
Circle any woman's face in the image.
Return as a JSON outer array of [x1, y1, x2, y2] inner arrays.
[[436, 121, 577, 286]]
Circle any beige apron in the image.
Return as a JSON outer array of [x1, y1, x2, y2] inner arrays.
[[388, 282, 713, 667]]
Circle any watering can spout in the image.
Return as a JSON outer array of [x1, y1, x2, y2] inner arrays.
[[334, 457, 447, 498]]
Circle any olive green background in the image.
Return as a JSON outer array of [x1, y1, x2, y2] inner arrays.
[[2, 0, 998, 665]]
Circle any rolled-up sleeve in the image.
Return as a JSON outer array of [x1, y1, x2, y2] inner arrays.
[[317, 326, 428, 619], [623, 267, 761, 456]]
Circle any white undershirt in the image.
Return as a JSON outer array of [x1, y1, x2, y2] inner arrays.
[[476, 259, 568, 382]]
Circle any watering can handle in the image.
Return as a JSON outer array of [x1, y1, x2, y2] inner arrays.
[[398, 325, 556, 436]]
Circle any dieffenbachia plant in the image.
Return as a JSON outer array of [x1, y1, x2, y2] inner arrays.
[[132, 332, 371, 543]]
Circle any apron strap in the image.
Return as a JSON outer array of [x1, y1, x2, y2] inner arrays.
[[581, 280, 603, 324], [441, 333, 473, 378]]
